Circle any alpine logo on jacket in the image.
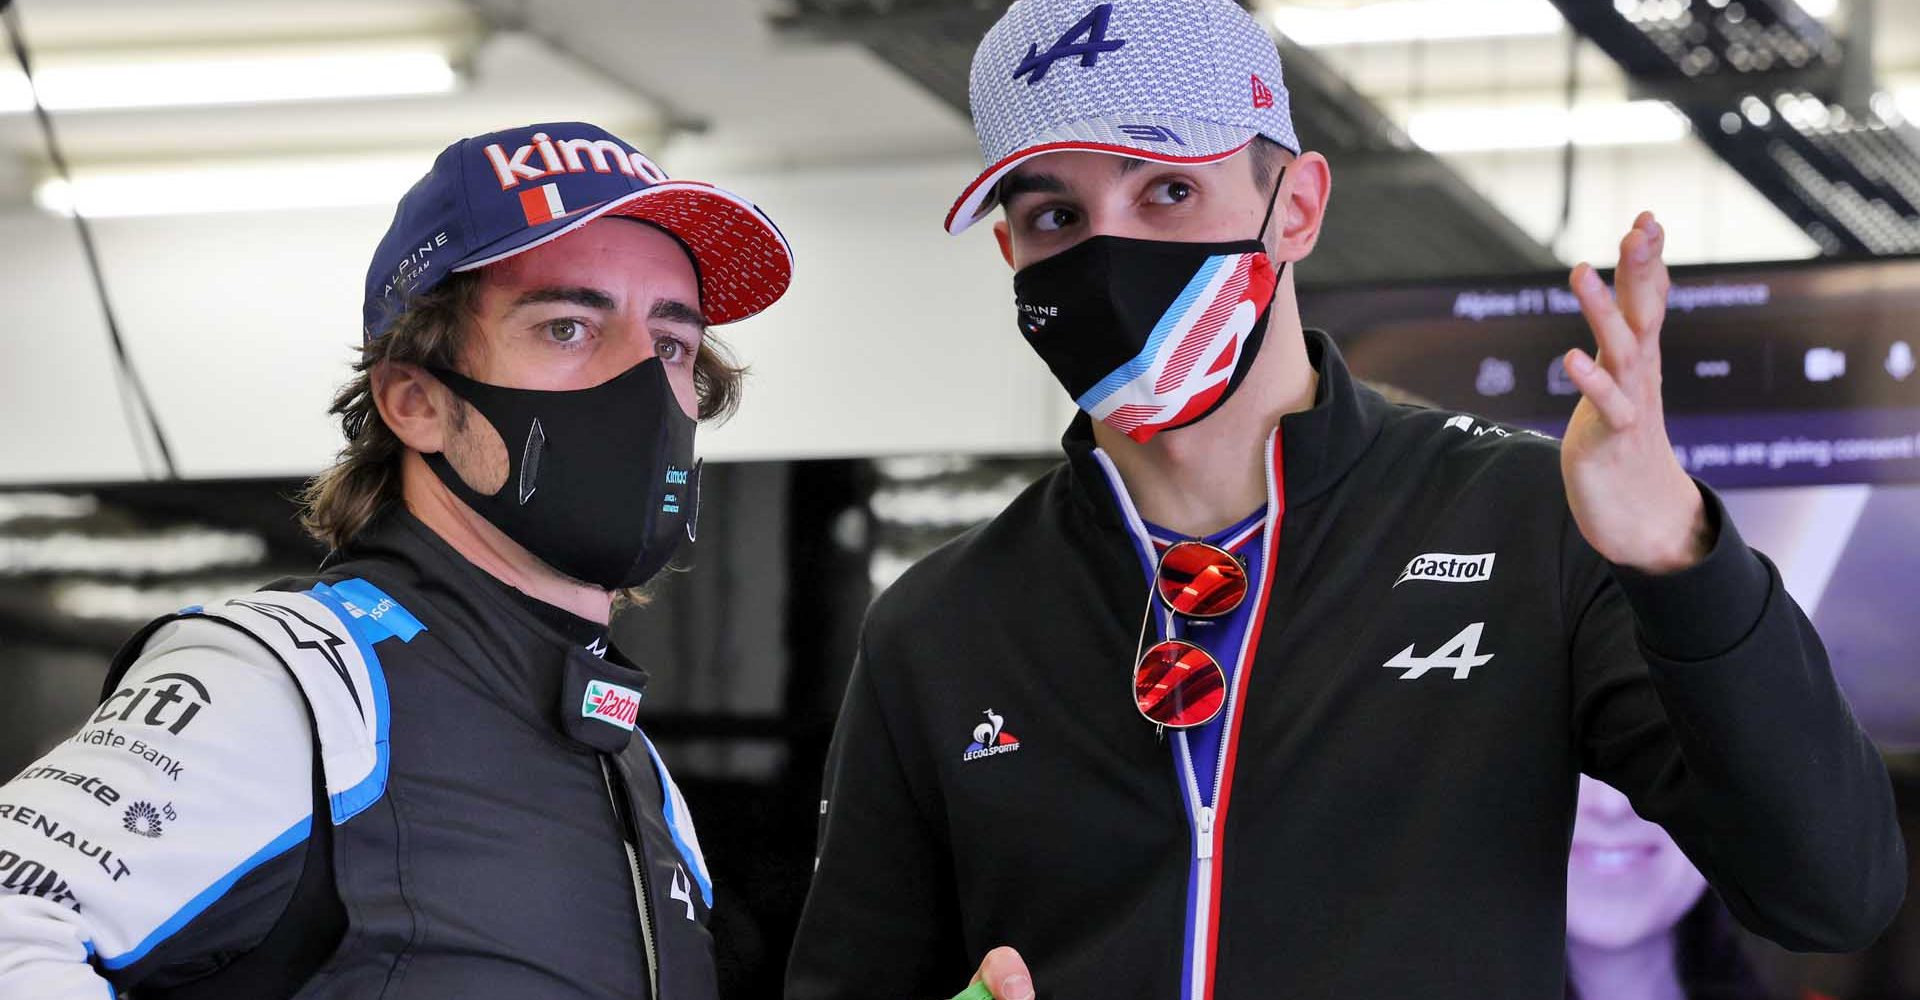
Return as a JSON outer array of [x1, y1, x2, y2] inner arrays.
[[962, 709, 1022, 762], [1385, 623, 1494, 680], [581, 680, 641, 731], [1395, 552, 1495, 587]]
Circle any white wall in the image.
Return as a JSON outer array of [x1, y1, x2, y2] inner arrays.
[[0, 158, 1069, 485], [1441, 142, 1821, 267]]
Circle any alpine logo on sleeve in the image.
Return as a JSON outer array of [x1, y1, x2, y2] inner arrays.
[[582, 680, 642, 731], [962, 709, 1023, 762]]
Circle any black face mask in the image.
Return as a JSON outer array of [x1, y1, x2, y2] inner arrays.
[[424, 358, 701, 590], [1011, 168, 1287, 443]]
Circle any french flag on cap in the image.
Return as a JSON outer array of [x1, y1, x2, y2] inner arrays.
[[520, 183, 565, 226]]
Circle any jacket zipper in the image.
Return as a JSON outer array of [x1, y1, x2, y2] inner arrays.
[[602, 756, 661, 997], [1179, 742, 1216, 1000], [1095, 430, 1282, 1000]]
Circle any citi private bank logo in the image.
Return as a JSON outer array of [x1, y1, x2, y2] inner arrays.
[[582, 680, 642, 732], [962, 709, 1022, 763]]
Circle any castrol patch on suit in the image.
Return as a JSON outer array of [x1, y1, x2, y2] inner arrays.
[[582, 680, 642, 731]]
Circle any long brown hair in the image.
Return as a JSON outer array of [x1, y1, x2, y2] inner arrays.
[[299, 271, 747, 557]]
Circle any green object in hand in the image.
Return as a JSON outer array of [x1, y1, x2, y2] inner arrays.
[[950, 982, 996, 1000]]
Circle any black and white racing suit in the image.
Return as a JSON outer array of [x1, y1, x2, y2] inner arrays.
[[0, 510, 718, 999]]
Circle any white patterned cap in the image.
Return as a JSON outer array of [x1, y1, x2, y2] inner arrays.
[[947, 0, 1300, 234]]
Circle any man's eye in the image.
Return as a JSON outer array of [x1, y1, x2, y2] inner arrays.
[[1032, 207, 1077, 232], [1149, 180, 1192, 205], [656, 337, 689, 363], [543, 318, 587, 344]]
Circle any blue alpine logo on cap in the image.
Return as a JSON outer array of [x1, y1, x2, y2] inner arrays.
[[1012, 3, 1126, 85]]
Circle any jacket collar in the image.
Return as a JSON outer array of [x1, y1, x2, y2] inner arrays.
[[332, 509, 649, 753], [1061, 329, 1387, 528]]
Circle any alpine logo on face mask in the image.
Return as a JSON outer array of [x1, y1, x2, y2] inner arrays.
[[1076, 250, 1277, 443], [582, 680, 642, 731]]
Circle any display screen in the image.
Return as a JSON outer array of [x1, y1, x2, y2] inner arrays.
[[1306, 255, 1920, 749]]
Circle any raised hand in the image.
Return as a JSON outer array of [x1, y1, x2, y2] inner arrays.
[[1558, 212, 1712, 574]]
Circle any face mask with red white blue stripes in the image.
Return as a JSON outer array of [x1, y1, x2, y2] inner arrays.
[[1010, 170, 1285, 443]]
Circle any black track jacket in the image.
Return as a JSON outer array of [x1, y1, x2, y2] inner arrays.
[[787, 331, 1906, 1000]]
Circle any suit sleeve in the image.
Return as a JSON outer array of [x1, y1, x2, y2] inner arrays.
[[1568, 482, 1907, 952], [786, 629, 968, 1000], [0, 617, 314, 996]]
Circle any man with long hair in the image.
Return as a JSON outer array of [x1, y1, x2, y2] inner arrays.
[[0, 122, 790, 998]]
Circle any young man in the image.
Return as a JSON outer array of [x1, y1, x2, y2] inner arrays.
[[786, 3, 1906, 998], [0, 122, 793, 998]]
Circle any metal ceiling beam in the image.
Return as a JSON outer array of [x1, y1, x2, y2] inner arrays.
[[1550, 0, 1920, 256]]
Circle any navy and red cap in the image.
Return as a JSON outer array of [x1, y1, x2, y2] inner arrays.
[[364, 121, 793, 339]]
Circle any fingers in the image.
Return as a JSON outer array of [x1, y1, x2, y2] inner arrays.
[[1564, 348, 1638, 432], [1613, 211, 1669, 340], [972, 946, 1035, 1000], [1568, 263, 1639, 378]]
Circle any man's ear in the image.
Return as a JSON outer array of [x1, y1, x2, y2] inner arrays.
[[371, 360, 451, 455], [993, 219, 1017, 270], [1269, 151, 1333, 265]]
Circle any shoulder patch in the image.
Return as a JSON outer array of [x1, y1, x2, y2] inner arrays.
[[196, 585, 408, 825]]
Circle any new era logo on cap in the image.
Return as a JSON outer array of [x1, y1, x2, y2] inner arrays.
[[947, 0, 1302, 234], [1251, 73, 1274, 109]]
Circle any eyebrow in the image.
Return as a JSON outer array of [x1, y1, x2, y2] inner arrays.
[[648, 298, 706, 327], [511, 286, 616, 311], [1000, 157, 1151, 203], [999, 171, 1063, 203]]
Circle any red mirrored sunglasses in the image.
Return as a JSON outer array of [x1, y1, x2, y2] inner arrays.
[[1132, 540, 1250, 731]]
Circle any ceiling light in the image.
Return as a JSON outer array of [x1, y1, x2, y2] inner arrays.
[[36, 154, 431, 218], [1267, 0, 1564, 47], [1894, 87, 1920, 127], [0, 529, 265, 576], [0, 493, 98, 525], [55, 577, 271, 622], [1405, 101, 1690, 152], [0, 46, 455, 114]]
